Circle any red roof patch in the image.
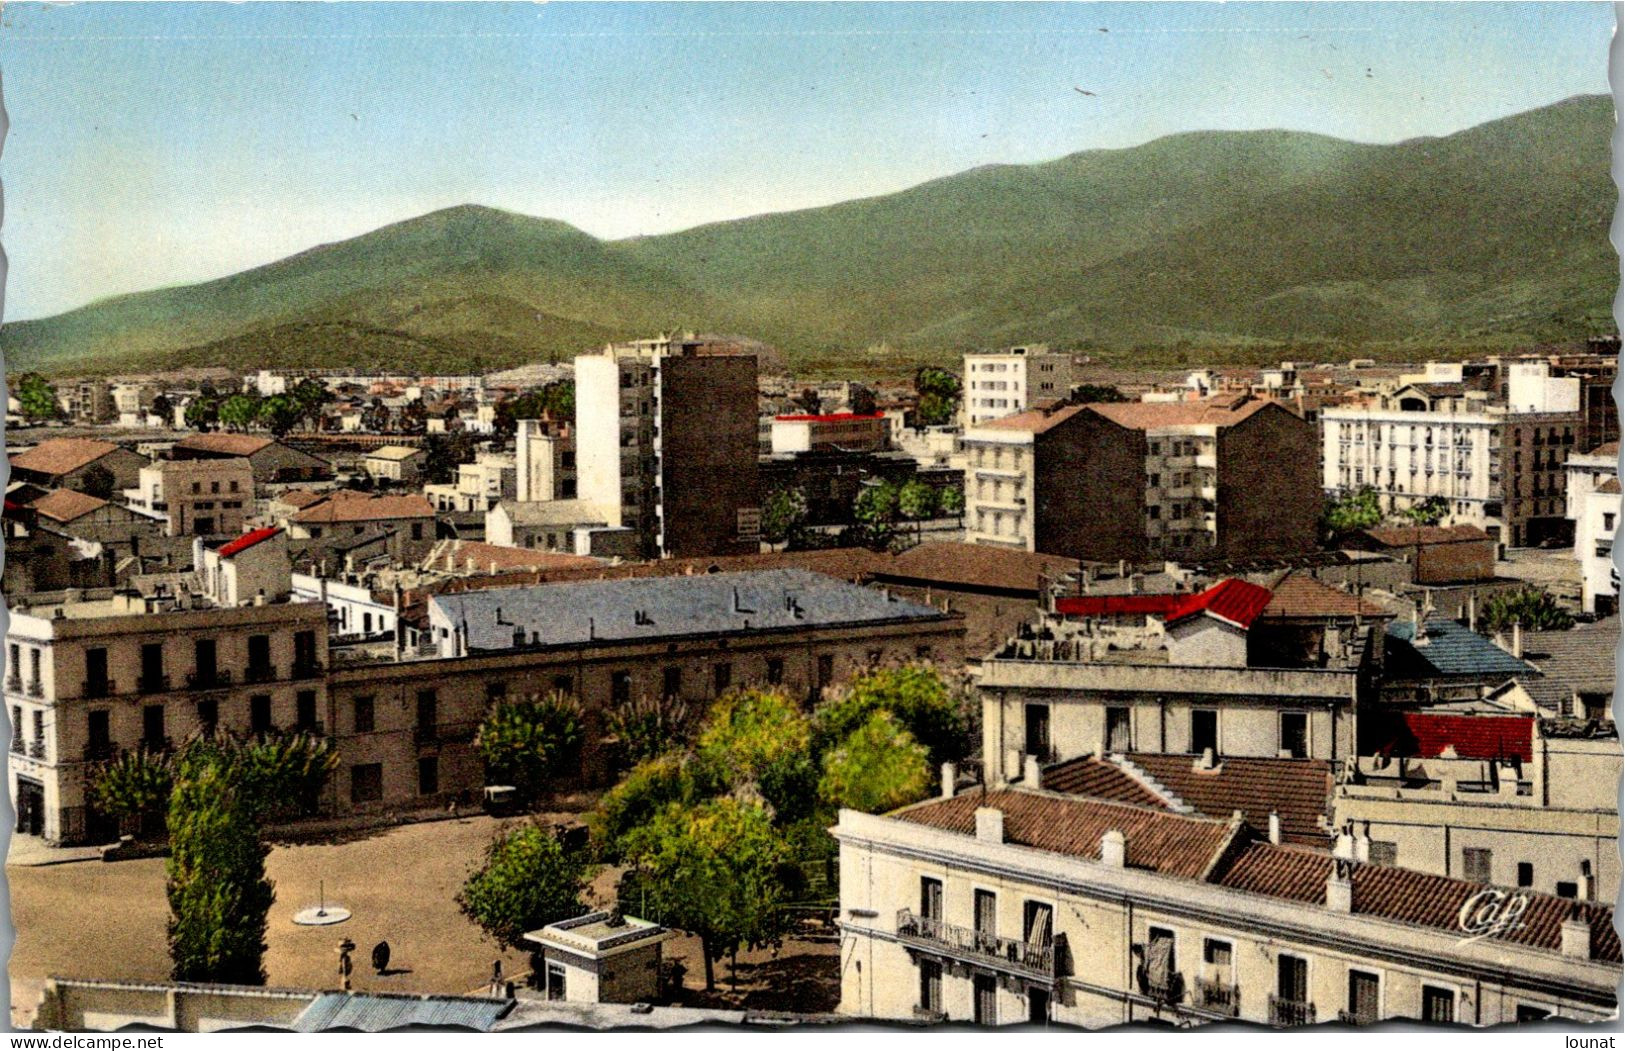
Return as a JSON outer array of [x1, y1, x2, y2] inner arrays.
[[1164, 578, 1274, 630], [774, 412, 886, 422], [1376, 712, 1535, 762], [218, 526, 283, 558], [1054, 593, 1184, 618]]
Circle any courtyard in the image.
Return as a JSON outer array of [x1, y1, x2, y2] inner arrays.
[[8, 812, 838, 1028]]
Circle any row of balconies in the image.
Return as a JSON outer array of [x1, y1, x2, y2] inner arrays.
[[895, 909, 1056, 981]]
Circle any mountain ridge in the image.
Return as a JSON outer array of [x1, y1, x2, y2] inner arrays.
[[6, 93, 1614, 375]]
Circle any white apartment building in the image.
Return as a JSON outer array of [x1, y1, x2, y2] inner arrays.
[[962, 346, 1076, 426], [835, 786, 1620, 1027], [516, 418, 575, 502], [1566, 443, 1618, 615], [959, 416, 1041, 550], [1322, 363, 1582, 546], [425, 452, 516, 514]]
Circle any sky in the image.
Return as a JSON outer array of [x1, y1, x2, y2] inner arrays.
[[0, 1, 1614, 321]]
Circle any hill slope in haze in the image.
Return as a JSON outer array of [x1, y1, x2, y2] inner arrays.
[[5, 94, 1615, 375]]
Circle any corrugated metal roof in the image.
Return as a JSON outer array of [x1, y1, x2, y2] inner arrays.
[[292, 993, 512, 1033], [1164, 578, 1274, 630]]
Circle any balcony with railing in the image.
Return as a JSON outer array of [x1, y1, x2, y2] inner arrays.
[[1136, 968, 1185, 1006], [244, 664, 278, 685], [186, 669, 233, 690], [81, 679, 116, 700], [894, 909, 1056, 983], [10, 735, 23, 756], [27, 739, 47, 760], [26, 680, 45, 698], [292, 660, 324, 680], [1268, 994, 1316, 1027], [1337, 1009, 1378, 1026], [1193, 977, 1240, 1016], [137, 673, 171, 695], [5, 675, 20, 695], [84, 741, 118, 763]]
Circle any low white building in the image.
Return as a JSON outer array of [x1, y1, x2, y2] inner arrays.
[[524, 911, 675, 1004]]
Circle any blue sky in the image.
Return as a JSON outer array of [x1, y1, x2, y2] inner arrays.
[[0, 2, 1614, 321]]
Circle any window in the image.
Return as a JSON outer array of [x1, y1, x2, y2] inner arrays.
[[1203, 938, 1232, 968], [918, 960, 942, 1015], [1462, 847, 1492, 884], [142, 705, 164, 749], [553, 675, 574, 696], [1107, 706, 1131, 753], [547, 961, 568, 1002], [411, 522, 424, 541], [197, 700, 218, 736], [87, 710, 111, 755], [714, 663, 732, 695], [973, 889, 997, 939], [84, 647, 109, 696], [350, 763, 383, 804], [973, 974, 996, 1027], [611, 671, 632, 705], [1144, 927, 1176, 996], [1023, 900, 1053, 949], [1190, 709, 1218, 756], [251, 695, 273, 734], [1277, 953, 1308, 1005], [766, 657, 784, 685], [1517, 862, 1534, 888], [1024, 703, 1051, 760], [1346, 969, 1380, 1024], [1279, 711, 1308, 759], [1368, 841, 1398, 867], [816, 654, 834, 688], [353, 696, 375, 734], [1422, 986, 1455, 1024], [418, 755, 439, 796], [140, 643, 164, 691], [247, 635, 272, 679], [1556, 881, 1579, 899], [194, 639, 218, 684], [920, 877, 943, 922], [10, 706, 22, 751], [296, 690, 317, 732], [662, 667, 681, 700], [416, 689, 437, 729]]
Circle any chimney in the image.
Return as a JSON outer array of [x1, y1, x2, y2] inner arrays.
[[974, 807, 1004, 844], [1581, 860, 1595, 901], [1268, 811, 1282, 845], [1100, 829, 1126, 868], [1560, 907, 1592, 960], [1197, 747, 1216, 771], [940, 762, 957, 798], [1325, 859, 1353, 912], [1512, 620, 1523, 659], [1023, 753, 1042, 785], [1467, 592, 1477, 632]]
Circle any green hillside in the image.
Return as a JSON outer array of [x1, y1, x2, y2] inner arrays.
[[5, 95, 1615, 376]]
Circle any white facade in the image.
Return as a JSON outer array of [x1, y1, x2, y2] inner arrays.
[[963, 347, 1075, 426], [573, 352, 632, 529], [1321, 403, 1503, 533], [291, 572, 398, 641], [1574, 483, 1619, 615], [961, 427, 1035, 550]]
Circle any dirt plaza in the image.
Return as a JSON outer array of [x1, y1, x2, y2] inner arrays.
[[8, 811, 839, 1028]]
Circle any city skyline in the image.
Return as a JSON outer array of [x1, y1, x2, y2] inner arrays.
[[0, 1, 1613, 321]]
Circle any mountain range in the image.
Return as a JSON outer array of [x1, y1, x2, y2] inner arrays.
[[4, 94, 1615, 377]]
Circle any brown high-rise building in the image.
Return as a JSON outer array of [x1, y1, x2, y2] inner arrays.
[[962, 395, 1321, 563], [575, 334, 760, 559]]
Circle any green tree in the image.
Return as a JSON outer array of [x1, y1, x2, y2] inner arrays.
[[477, 692, 585, 804], [913, 367, 961, 427], [696, 688, 816, 821], [1481, 588, 1575, 634], [760, 488, 808, 551], [897, 478, 938, 539], [457, 824, 590, 951], [361, 397, 392, 433], [14, 373, 59, 422], [290, 379, 330, 425], [793, 388, 822, 415], [89, 749, 174, 840], [1068, 383, 1128, 404], [150, 393, 174, 424], [853, 480, 901, 551], [423, 431, 476, 485], [257, 394, 304, 438], [218, 393, 263, 432], [1323, 486, 1383, 535], [400, 398, 429, 435], [621, 798, 791, 991], [588, 752, 717, 861], [76, 463, 117, 500], [849, 385, 878, 416], [184, 396, 220, 432], [813, 664, 969, 766], [165, 761, 274, 984], [1402, 496, 1450, 526], [938, 484, 965, 520], [818, 710, 931, 814], [606, 690, 693, 767]]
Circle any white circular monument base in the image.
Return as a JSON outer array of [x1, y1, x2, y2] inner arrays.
[[292, 906, 352, 926]]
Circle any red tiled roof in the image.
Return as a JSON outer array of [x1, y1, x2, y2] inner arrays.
[[1259, 571, 1389, 621], [218, 526, 283, 558], [976, 404, 1087, 435], [1054, 593, 1183, 618], [1377, 712, 1535, 762], [175, 433, 274, 456], [1040, 757, 1172, 809], [883, 543, 1079, 594], [1212, 843, 1621, 961], [774, 412, 886, 422], [428, 540, 600, 573], [29, 488, 109, 524], [275, 489, 329, 510], [1362, 524, 1492, 547], [895, 789, 1236, 881], [1125, 753, 1333, 845], [293, 493, 434, 524], [1164, 577, 1273, 629], [1087, 395, 1271, 431], [10, 438, 124, 477]]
